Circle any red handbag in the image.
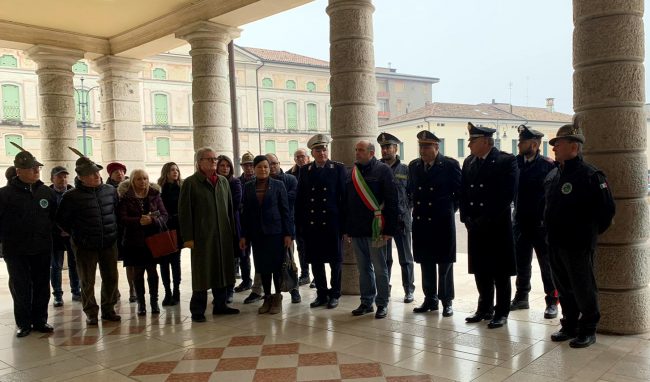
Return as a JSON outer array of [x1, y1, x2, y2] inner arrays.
[[145, 227, 178, 258]]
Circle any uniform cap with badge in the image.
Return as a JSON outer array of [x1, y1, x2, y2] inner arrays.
[[377, 132, 402, 146], [467, 122, 496, 138], [11, 142, 43, 169], [68, 146, 103, 176], [307, 133, 331, 149], [240, 151, 255, 165], [416, 130, 441, 145], [549, 123, 585, 146], [517, 124, 544, 141]]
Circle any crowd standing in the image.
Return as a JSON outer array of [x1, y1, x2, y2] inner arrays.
[[0, 121, 616, 349]]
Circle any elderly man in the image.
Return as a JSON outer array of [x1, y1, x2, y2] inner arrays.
[[288, 148, 311, 286], [545, 123, 615, 348], [0, 145, 57, 337], [408, 131, 461, 317], [345, 140, 398, 319], [56, 149, 121, 325], [179, 147, 239, 322], [460, 122, 519, 329]]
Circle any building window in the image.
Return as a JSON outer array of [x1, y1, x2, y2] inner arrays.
[[286, 102, 298, 131], [288, 140, 299, 156], [495, 138, 501, 150], [153, 93, 169, 125], [72, 61, 88, 74], [152, 68, 167, 80], [4, 134, 22, 156], [399, 142, 405, 159], [306, 81, 316, 92], [378, 99, 388, 112], [156, 137, 170, 156], [265, 140, 276, 154], [306, 103, 318, 131], [457, 139, 465, 157], [77, 136, 93, 156], [439, 138, 445, 156], [543, 141, 549, 156], [263, 100, 275, 129], [286, 80, 296, 90], [74, 89, 91, 122], [511, 139, 518, 154], [261, 78, 273, 88], [0, 55, 18, 68], [1, 84, 21, 121]]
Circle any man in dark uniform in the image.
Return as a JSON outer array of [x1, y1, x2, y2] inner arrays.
[[296, 134, 347, 309], [510, 125, 558, 318], [378, 133, 416, 304], [460, 122, 519, 329], [408, 130, 461, 317], [237, 151, 256, 298], [0, 144, 56, 337], [288, 148, 312, 286], [544, 123, 615, 348]]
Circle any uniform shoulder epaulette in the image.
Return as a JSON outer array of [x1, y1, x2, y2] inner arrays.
[[408, 158, 420, 167]]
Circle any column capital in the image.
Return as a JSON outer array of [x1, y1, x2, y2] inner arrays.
[[92, 56, 146, 79], [25, 45, 84, 68], [176, 21, 241, 45]]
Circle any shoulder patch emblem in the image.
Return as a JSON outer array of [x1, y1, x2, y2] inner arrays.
[[39, 198, 49, 208], [561, 182, 572, 195], [600, 182, 608, 189]]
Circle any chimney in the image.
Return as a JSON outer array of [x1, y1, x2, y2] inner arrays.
[[546, 97, 555, 112]]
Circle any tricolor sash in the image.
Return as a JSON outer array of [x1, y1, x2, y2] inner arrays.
[[351, 165, 384, 241]]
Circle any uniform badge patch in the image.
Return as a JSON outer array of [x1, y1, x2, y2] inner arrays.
[[39, 199, 49, 208], [600, 182, 608, 189], [561, 182, 573, 195]]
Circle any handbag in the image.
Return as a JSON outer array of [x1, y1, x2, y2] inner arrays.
[[279, 247, 299, 292], [145, 221, 178, 258]]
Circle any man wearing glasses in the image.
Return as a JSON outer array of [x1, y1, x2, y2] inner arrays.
[[0, 146, 57, 337]]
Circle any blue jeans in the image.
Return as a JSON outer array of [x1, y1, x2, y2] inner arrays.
[[352, 237, 390, 307], [50, 238, 80, 298]]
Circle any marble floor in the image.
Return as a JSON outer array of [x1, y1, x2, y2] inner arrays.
[[0, 249, 648, 382]]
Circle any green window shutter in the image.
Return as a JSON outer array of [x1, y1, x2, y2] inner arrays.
[[2, 84, 21, 121], [457, 138, 465, 157], [307, 103, 317, 131], [286, 102, 297, 130], [263, 101, 275, 129], [154, 94, 169, 125], [156, 137, 170, 156], [152, 68, 167, 80], [0, 55, 18, 68], [543, 141, 549, 156], [5, 135, 22, 156], [495, 139, 501, 150], [306, 82, 316, 92], [74, 89, 90, 122], [399, 142, 405, 159], [77, 136, 93, 156], [511, 139, 518, 154], [265, 140, 276, 154], [262, 78, 273, 88], [72, 61, 88, 74], [288, 140, 299, 156], [439, 138, 445, 156], [286, 80, 296, 90]]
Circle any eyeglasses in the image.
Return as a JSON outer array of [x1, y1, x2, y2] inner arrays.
[[201, 157, 218, 162]]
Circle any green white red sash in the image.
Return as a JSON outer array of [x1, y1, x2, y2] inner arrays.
[[351, 165, 384, 241]]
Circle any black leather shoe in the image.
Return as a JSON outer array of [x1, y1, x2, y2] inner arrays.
[[465, 311, 493, 323], [298, 275, 310, 286], [213, 306, 240, 315], [442, 305, 454, 317], [352, 304, 374, 316], [191, 314, 206, 322], [162, 293, 173, 306], [403, 293, 414, 303], [137, 303, 146, 316], [310, 296, 329, 308], [86, 317, 98, 325], [327, 297, 339, 309], [569, 334, 596, 348], [234, 281, 252, 293], [16, 327, 31, 338], [290, 289, 301, 303], [309, 280, 316, 288], [244, 292, 263, 304], [510, 299, 530, 310], [33, 323, 54, 333], [551, 328, 576, 342], [53, 298, 64, 307], [544, 304, 558, 319], [101, 313, 121, 322], [487, 316, 507, 329], [413, 300, 439, 313], [375, 306, 387, 319]]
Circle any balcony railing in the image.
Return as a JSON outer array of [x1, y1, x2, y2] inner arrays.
[[2, 105, 20, 121]]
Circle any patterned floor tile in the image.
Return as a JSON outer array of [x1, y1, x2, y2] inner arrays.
[[339, 363, 383, 379], [253, 367, 297, 382], [166, 372, 212, 382], [385, 376, 432, 382], [229, 336, 266, 346], [298, 352, 338, 366], [59, 335, 100, 346], [261, 343, 300, 355], [216, 357, 259, 371], [183, 348, 225, 360], [108, 325, 147, 335], [130, 361, 180, 376]]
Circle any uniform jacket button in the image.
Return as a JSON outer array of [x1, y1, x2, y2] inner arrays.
[[471, 184, 474, 188], [312, 187, 315, 191], [322, 210, 326, 213], [480, 184, 484, 187], [323, 198, 326, 201], [323, 187, 327, 191], [428, 218, 432, 221], [470, 202, 474, 206], [310, 221, 314, 225], [310, 198, 314, 201], [430, 187, 433, 190], [417, 216, 421, 220], [417, 201, 421, 205], [418, 187, 422, 190], [480, 203, 484, 206], [311, 210, 314, 213], [428, 202, 432, 206]]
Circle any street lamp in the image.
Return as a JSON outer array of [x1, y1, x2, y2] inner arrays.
[[74, 77, 99, 155]]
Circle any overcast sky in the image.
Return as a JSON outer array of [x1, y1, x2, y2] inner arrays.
[[237, 0, 649, 115]]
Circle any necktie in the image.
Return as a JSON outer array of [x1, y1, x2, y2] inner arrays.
[[425, 163, 431, 171]]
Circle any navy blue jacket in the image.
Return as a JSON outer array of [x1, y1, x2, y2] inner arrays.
[[241, 178, 291, 240], [513, 152, 555, 228], [272, 169, 297, 237]]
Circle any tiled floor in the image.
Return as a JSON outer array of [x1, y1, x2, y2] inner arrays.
[[0, 245, 648, 381]]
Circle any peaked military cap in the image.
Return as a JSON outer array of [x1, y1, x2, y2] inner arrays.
[[307, 133, 331, 149], [68, 147, 103, 176], [377, 132, 401, 146], [416, 130, 441, 144], [467, 122, 496, 138], [517, 124, 544, 141], [11, 142, 43, 169], [241, 151, 254, 165], [549, 123, 585, 146]]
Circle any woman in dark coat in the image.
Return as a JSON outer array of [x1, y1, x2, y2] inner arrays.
[[157, 162, 183, 306], [217, 155, 242, 303], [239, 155, 292, 315], [117, 169, 168, 316]]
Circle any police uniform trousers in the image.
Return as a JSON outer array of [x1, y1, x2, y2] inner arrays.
[[474, 272, 511, 318], [312, 261, 342, 300], [421, 262, 454, 306], [4, 252, 51, 329], [386, 231, 415, 295], [296, 234, 309, 278], [549, 246, 600, 336], [74, 244, 120, 319], [513, 224, 556, 303]]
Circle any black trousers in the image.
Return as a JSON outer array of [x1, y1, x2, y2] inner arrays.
[[549, 246, 600, 336], [4, 253, 51, 329], [134, 264, 159, 302], [312, 261, 341, 299], [239, 245, 253, 284], [190, 287, 228, 316], [296, 235, 309, 278], [421, 262, 454, 305], [474, 272, 511, 318], [514, 224, 557, 303], [159, 251, 181, 291]]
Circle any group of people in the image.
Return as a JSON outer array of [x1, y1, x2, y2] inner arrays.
[[0, 119, 615, 349]]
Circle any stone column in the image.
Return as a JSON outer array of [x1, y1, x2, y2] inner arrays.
[[92, 56, 146, 170], [327, 0, 377, 294], [176, 21, 241, 157], [573, 0, 650, 334], [26, 45, 84, 172]]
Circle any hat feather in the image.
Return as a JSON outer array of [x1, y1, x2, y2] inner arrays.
[[10, 141, 26, 152], [68, 146, 85, 158]]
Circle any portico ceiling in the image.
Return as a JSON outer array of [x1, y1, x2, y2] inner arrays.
[[0, 0, 312, 58]]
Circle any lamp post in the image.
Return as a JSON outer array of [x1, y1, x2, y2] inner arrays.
[[74, 77, 99, 155]]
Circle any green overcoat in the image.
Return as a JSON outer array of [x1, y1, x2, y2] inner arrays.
[[179, 172, 236, 291]]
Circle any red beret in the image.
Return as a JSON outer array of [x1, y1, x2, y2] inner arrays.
[[107, 162, 126, 175]]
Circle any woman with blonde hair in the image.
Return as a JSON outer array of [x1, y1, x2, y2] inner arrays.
[[157, 162, 183, 306]]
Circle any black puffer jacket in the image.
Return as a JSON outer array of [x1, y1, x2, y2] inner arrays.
[[56, 177, 119, 250], [0, 178, 57, 256]]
